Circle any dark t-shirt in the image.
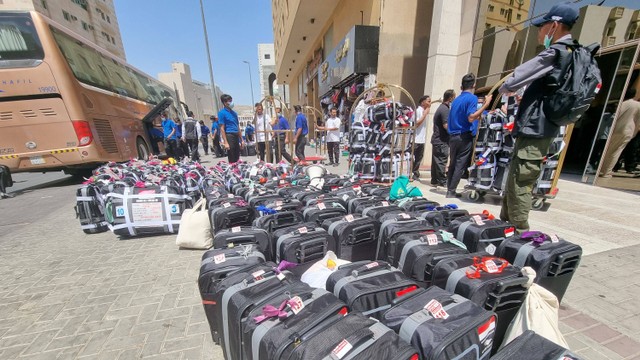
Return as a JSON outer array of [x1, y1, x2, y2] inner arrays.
[[431, 103, 450, 145]]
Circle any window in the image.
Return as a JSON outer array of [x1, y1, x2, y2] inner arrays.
[[509, 0, 514, 5], [486, 23, 491, 29], [488, 5, 494, 12], [0, 13, 45, 65], [516, 13, 521, 20], [106, 15, 110, 23], [62, 10, 70, 21], [71, 0, 88, 11], [81, 21, 88, 31], [500, 8, 505, 16], [41, 0, 47, 9], [264, 54, 270, 59]]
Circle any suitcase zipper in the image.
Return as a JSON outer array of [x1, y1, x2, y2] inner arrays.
[[348, 279, 418, 316]]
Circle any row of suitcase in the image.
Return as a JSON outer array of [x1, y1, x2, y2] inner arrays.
[[198, 247, 581, 360]]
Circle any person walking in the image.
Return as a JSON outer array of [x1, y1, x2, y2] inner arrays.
[[182, 111, 202, 161], [293, 105, 308, 162], [498, 2, 580, 232], [218, 94, 244, 163], [174, 118, 188, 160], [210, 115, 224, 158], [446, 73, 492, 198], [318, 107, 341, 166], [254, 103, 273, 162], [161, 111, 178, 159], [199, 120, 210, 156], [599, 89, 640, 178], [431, 89, 455, 187], [273, 107, 294, 164], [413, 95, 432, 180]]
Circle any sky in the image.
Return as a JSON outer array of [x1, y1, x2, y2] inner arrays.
[[113, 0, 274, 107]]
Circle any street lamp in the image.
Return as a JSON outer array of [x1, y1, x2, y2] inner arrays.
[[243, 60, 255, 108], [198, 0, 219, 113]]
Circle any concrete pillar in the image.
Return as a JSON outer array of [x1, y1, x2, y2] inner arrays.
[[422, 0, 479, 170]]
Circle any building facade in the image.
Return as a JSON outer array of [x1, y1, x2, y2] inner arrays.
[[0, 0, 126, 59], [484, 0, 531, 31], [158, 62, 222, 121]]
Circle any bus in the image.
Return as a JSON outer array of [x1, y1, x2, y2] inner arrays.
[[0, 11, 181, 176]]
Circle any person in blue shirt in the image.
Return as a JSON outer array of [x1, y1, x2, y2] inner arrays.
[[161, 111, 178, 159], [293, 105, 308, 161], [199, 120, 211, 156], [273, 107, 294, 164], [218, 94, 243, 163], [245, 123, 255, 142], [210, 115, 224, 158], [446, 73, 492, 198]]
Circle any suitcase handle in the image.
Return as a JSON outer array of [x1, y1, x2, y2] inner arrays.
[[391, 287, 426, 305], [352, 261, 391, 277]]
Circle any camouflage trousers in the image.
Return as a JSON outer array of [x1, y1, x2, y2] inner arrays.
[[500, 136, 554, 232]]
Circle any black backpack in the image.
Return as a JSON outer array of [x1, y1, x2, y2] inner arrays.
[[543, 40, 601, 126]]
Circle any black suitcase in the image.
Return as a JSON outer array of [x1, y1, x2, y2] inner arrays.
[[347, 196, 378, 214], [276, 185, 306, 198], [305, 194, 348, 210], [398, 197, 440, 212], [75, 184, 109, 234], [253, 210, 304, 234], [393, 231, 469, 288], [242, 285, 347, 360], [275, 225, 335, 274], [491, 330, 582, 359], [247, 192, 281, 208], [295, 190, 324, 203], [208, 195, 243, 209], [322, 214, 378, 261], [448, 215, 516, 255], [216, 264, 298, 360], [361, 203, 402, 219], [303, 202, 348, 225], [378, 217, 434, 261], [247, 143, 257, 156], [418, 207, 470, 229], [212, 226, 271, 259], [326, 261, 419, 320], [198, 245, 265, 307], [368, 186, 391, 199], [209, 203, 256, 234], [201, 262, 275, 345], [281, 312, 417, 360], [431, 254, 528, 354], [381, 287, 497, 360], [353, 198, 389, 215], [261, 198, 303, 212], [496, 231, 582, 302]]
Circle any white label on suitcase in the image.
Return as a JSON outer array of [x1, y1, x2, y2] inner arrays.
[[425, 299, 449, 319], [485, 260, 499, 273], [381, 201, 389, 206], [231, 226, 241, 233], [317, 203, 326, 210], [485, 244, 497, 255], [551, 234, 560, 243], [365, 261, 379, 269], [214, 253, 226, 264], [276, 272, 286, 281], [212, 191, 220, 197], [228, 194, 235, 198], [426, 234, 438, 245], [275, 206, 282, 210], [298, 227, 308, 234], [344, 214, 354, 222], [223, 202, 231, 208], [115, 206, 125, 217], [250, 168, 258, 176], [342, 194, 350, 201], [332, 339, 353, 359], [131, 202, 163, 222], [289, 296, 305, 314], [252, 269, 265, 280], [399, 213, 410, 219], [276, 201, 283, 206], [472, 215, 485, 226]]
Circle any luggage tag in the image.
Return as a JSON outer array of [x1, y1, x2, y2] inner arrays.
[[398, 213, 411, 219], [318, 202, 326, 210], [227, 194, 235, 198], [252, 269, 265, 281], [213, 253, 226, 264], [472, 215, 485, 226], [550, 234, 560, 243], [331, 339, 353, 360], [424, 299, 449, 319], [381, 201, 389, 206], [298, 227, 308, 234], [484, 260, 499, 273], [344, 214, 355, 222], [231, 226, 241, 233], [288, 295, 305, 315], [425, 233, 439, 246], [223, 202, 231, 208]]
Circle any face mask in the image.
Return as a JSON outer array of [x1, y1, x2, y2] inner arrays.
[[543, 24, 557, 49], [228, 102, 234, 109], [477, 103, 483, 110]]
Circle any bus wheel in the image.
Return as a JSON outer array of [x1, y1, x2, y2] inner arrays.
[[136, 138, 150, 160]]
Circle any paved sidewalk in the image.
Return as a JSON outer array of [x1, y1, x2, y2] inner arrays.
[[0, 153, 637, 359]]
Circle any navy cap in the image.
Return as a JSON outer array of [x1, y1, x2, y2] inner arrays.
[[532, 2, 579, 27]]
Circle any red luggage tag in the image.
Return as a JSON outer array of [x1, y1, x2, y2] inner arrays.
[[424, 299, 449, 319], [213, 253, 226, 264]]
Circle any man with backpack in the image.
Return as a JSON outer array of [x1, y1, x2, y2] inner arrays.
[[499, 2, 600, 232], [182, 111, 202, 161]]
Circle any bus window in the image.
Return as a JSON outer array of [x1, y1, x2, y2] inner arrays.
[[0, 13, 44, 68]]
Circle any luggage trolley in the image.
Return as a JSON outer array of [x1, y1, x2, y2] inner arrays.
[[348, 83, 417, 183], [465, 76, 571, 210], [255, 95, 295, 164]]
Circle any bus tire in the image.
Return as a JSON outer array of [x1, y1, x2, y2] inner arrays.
[[136, 138, 150, 160]]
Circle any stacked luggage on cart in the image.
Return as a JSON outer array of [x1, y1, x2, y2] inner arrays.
[[198, 161, 585, 359], [467, 97, 565, 209], [349, 101, 415, 182]]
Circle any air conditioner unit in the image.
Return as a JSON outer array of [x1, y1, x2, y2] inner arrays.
[[609, 7, 624, 20], [604, 36, 616, 47]]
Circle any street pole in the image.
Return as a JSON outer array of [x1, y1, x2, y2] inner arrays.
[[199, 0, 219, 113], [243, 60, 255, 107]]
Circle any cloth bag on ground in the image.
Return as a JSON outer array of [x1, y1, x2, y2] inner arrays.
[[300, 251, 350, 288], [501, 266, 569, 349], [390, 175, 422, 200], [176, 198, 213, 249]]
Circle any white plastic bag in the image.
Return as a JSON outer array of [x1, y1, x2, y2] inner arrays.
[[501, 267, 569, 349], [301, 251, 350, 289], [176, 198, 213, 249]]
